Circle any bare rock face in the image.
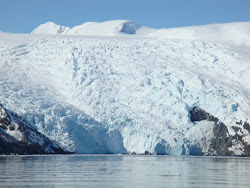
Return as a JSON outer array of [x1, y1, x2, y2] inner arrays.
[[0, 104, 67, 155], [190, 106, 219, 123], [190, 106, 250, 156]]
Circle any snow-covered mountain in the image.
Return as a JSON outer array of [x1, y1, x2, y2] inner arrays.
[[31, 22, 70, 35], [31, 20, 150, 36], [1, 20, 250, 156], [31, 20, 250, 47], [0, 104, 66, 154]]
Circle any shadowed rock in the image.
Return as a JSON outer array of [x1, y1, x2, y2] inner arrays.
[[190, 106, 250, 156], [0, 104, 68, 155]]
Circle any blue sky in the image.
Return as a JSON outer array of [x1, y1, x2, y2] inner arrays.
[[1, 0, 250, 33]]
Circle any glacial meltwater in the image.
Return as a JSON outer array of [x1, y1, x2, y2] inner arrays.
[[0, 155, 249, 188]]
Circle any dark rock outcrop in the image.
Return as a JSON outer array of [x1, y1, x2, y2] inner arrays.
[[190, 106, 219, 123], [0, 104, 67, 155], [243, 122, 250, 132], [190, 106, 250, 156], [211, 122, 234, 156]]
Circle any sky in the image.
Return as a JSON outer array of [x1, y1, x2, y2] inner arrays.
[[0, 0, 250, 33]]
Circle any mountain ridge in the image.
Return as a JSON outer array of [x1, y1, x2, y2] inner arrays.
[[31, 20, 250, 47]]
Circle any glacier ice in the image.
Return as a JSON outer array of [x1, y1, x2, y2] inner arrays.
[[0, 21, 250, 155]]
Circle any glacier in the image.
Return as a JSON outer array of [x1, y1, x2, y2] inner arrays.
[[0, 20, 250, 155]]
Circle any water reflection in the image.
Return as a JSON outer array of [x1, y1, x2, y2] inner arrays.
[[0, 155, 249, 187]]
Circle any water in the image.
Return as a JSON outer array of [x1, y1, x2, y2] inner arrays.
[[0, 155, 249, 188]]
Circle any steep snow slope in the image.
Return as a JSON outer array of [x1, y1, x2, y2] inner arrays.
[[1, 21, 250, 155]]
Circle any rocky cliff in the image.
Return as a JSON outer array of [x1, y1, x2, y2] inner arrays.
[[0, 104, 66, 154], [190, 106, 250, 156]]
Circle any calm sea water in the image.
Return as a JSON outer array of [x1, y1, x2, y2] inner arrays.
[[0, 155, 249, 188]]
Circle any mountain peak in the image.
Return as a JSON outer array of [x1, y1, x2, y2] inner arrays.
[[67, 20, 143, 36], [31, 22, 70, 35]]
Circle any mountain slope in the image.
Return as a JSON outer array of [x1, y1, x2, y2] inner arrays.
[[1, 21, 250, 155], [146, 22, 250, 47], [0, 104, 66, 154]]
